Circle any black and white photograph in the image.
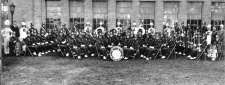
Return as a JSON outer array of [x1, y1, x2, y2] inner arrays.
[[1, 0, 225, 85]]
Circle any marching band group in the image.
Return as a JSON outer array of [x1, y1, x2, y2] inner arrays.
[[1, 19, 225, 61]]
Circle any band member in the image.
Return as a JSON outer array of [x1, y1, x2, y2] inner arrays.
[[132, 23, 139, 35], [19, 22, 29, 53], [19, 22, 28, 42], [84, 22, 92, 35], [217, 24, 225, 57], [1, 20, 13, 55], [161, 23, 175, 59], [138, 24, 145, 36], [218, 24, 225, 59], [139, 28, 156, 60], [57, 25, 71, 57], [95, 22, 106, 36], [61, 24, 69, 35], [116, 21, 123, 34], [208, 26, 218, 61], [175, 22, 186, 56], [164, 23, 174, 39], [95, 27, 108, 60], [27, 25, 39, 56], [201, 22, 208, 35], [123, 30, 136, 59], [148, 22, 156, 36], [37, 25, 48, 56], [206, 24, 212, 46], [11, 22, 20, 38]]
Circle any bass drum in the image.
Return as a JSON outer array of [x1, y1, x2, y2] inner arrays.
[[110, 46, 124, 61]]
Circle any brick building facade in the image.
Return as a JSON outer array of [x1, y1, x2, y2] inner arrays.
[[2, 0, 225, 32]]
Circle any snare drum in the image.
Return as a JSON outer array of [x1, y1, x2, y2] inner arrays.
[[110, 46, 124, 61]]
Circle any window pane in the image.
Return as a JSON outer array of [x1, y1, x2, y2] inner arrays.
[[164, 2, 179, 26], [187, 2, 203, 19], [140, 1, 155, 19]]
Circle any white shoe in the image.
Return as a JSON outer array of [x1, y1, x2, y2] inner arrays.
[[140, 55, 144, 58], [66, 53, 69, 57], [103, 56, 107, 60], [91, 54, 95, 57], [38, 53, 42, 56], [78, 56, 81, 59], [161, 56, 166, 59], [178, 52, 182, 55], [190, 57, 196, 60], [33, 52, 37, 55], [143, 56, 147, 58], [146, 58, 150, 60], [212, 58, 216, 61], [187, 55, 191, 58], [84, 55, 88, 58], [53, 50, 56, 52], [124, 57, 128, 60]]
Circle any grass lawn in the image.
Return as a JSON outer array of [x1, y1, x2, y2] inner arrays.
[[1, 56, 225, 85]]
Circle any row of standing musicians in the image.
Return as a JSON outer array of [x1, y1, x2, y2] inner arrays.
[[1, 20, 225, 61]]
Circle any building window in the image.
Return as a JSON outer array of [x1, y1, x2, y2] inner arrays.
[[116, 1, 132, 30], [163, 1, 179, 27], [140, 1, 155, 29], [211, 2, 225, 29], [116, 19, 131, 29], [69, 0, 84, 30], [139, 19, 154, 30], [70, 18, 84, 31], [187, 2, 203, 27], [93, 0, 108, 30], [46, 18, 61, 29], [46, 0, 62, 29]]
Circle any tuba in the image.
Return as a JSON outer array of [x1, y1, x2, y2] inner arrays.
[[95, 27, 105, 36]]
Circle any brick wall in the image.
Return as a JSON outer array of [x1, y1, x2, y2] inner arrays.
[[7, 0, 225, 31]]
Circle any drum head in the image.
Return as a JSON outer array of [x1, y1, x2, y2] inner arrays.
[[110, 46, 124, 61]]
